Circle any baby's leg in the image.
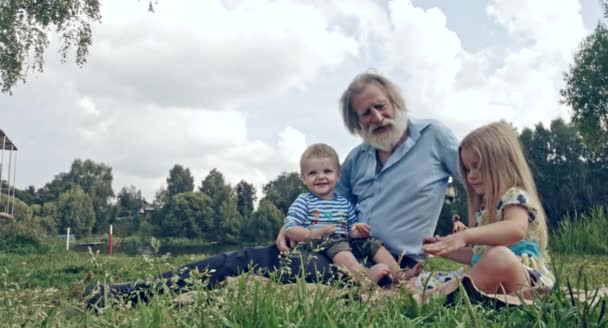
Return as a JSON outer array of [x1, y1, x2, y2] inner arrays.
[[333, 251, 390, 284], [372, 246, 423, 283], [398, 262, 424, 281], [367, 263, 391, 283]]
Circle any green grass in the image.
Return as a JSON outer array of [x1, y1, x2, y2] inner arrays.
[[551, 207, 608, 255], [1, 207, 608, 327], [0, 249, 607, 327]]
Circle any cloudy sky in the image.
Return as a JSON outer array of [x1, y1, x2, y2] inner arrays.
[[1, 0, 605, 201]]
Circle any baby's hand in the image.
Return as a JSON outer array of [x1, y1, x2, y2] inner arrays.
[[452, 214, 467, 233], [351, 223, 371, 238], [317, 225, 336, 236]]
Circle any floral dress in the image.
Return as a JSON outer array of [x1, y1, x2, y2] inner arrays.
[[471, 187, 555, 290]]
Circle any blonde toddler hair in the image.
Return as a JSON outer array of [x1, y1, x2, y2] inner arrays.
[[299, 143, 340, 175]]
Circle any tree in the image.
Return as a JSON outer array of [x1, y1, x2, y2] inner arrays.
[[152, 186, 168, 209], [36, 159, 114, 232], [166, 164, 194, 198], [152, 192, 213, 239], [0, 0, 102, 94], [56, 185, 95, 237], [561, 22, 608, 157], [116, 185, 144, 217], [241, 199, 283, 243], [31, 203, 58, 235], [36, 172, 71, 204], [199, 169, 243, 243], [68, 159, 114, 233], [12, 185, 37, 205], [200, 169, 231, 202], [217, 195, 243, 244], [519, 119, 598, 228], [235, 180, 256, 218], [261, 172, 307, 215]]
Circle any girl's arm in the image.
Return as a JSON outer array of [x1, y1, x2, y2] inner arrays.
[[440, 246, 474, 264], [423, 206, 528, 256], [463, 206, 528, 245]]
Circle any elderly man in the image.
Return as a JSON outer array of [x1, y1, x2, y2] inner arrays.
[[85, 72, 459, 307]]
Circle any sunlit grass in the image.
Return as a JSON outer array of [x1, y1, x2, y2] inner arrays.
[[1, 246, 607, 327]]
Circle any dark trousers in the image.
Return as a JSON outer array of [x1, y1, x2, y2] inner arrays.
[[85, 244, 418, 307]]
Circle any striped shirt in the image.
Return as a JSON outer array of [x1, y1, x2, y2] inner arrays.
[[284, 192, 358, 235]]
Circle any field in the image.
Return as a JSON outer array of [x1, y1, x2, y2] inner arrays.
[[1, 245, 607, 327]]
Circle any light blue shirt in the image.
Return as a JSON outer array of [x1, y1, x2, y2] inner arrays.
[[336, 118, 459, 258]]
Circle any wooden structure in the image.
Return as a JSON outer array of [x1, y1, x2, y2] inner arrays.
[[0, 129, 18, 221]]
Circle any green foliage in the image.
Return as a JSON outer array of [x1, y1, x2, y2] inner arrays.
[[153, 186, 168, 209], [69, 159, 114, 232], [550, 207, 608, 255], [166, 164, 194, 198], [217, 195, 243, 244], [35, 159, 114, 234], [0, 192, 30, 221], [0, 0, 102, 93], [519, 119, 606, 229], [241, 199, 284, 243], [261, 171, 307, 215], [116, 185, 144, 217], [12, 185, 36, 205], [56, 185, 95, 237], [561, 22, 608, 157], [200, 169, 243, 243], [0, 221, 49, 254], [236, 180, 256, 218], [153, 192, 214, 239], [31, 202, 58, 234]]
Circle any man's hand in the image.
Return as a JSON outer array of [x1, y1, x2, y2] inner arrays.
[[350, 223, 371, 239], [422, 232, 468, 257], [275, 228, 295, 256]]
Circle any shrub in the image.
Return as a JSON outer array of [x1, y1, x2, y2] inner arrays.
[[0, 221, 50, 254]]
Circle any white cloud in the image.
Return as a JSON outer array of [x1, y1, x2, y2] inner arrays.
[[1, 0, 597, 201], [74, 0, 359, 109]]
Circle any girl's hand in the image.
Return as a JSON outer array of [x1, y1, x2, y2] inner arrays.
[[422, 232, 468, 257], [350, 223, 371, 238]]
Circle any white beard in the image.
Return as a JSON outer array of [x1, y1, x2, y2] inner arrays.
[[360, 109, 408, 151]]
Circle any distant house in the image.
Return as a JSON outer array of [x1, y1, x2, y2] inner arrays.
[[139, 201, 155, 214]]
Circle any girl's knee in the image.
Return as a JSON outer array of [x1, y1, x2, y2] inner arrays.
[[478, 247, 520, 273]]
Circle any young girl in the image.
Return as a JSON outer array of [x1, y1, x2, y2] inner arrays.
[[422, 121, 554, 298]]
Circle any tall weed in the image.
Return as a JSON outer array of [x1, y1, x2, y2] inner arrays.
[[550, 206, 608, 255]]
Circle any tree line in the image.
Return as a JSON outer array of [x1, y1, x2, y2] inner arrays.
[[1, 0, 607, 243]]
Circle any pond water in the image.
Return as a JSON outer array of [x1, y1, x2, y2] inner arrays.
[[71, 242, 262, 257]]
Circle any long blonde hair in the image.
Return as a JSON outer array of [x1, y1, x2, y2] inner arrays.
[[459, 121, 549, 251]]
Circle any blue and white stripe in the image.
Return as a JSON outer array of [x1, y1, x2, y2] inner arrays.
[[284, 192, 357, 235]]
